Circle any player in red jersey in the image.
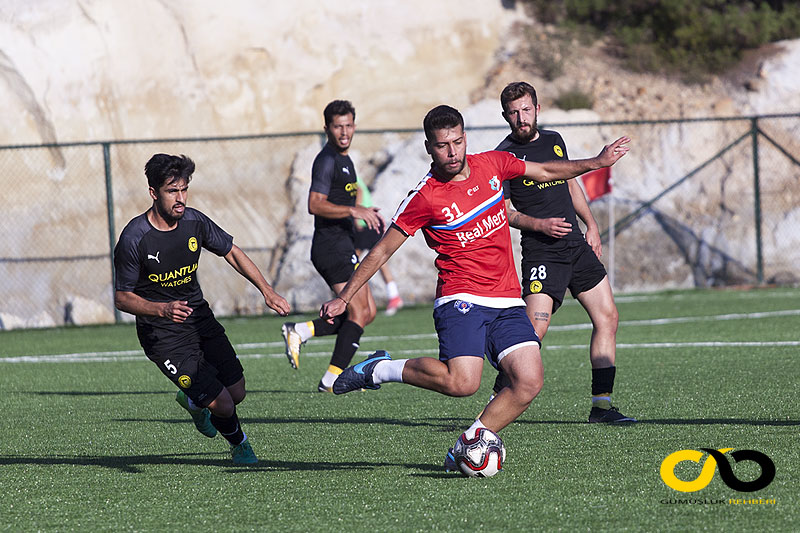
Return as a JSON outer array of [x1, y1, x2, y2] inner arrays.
[[320, 105, 629, 468]]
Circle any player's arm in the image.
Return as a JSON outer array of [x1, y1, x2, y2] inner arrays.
[[505, 199, 572, 238], [308, 191, 384, 231], [320, 225, 407, 320], [224, 244, 290, 316], [114, 290, 193, 323], [522, 136, 630, 183], [567, 180, 602, 257]]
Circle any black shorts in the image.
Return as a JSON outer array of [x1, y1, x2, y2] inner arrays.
[[521, 240, 607, 313], [139, 316, 243, 407], [353, 225, 382, 251], [311, 233, 359, 286]]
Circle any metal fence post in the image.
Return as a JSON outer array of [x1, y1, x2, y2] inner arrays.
[[751, 117, 764, 284], [103, 142, 122, 322]]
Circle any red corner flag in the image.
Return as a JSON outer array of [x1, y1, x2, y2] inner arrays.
[[581, 167, 612, 202]]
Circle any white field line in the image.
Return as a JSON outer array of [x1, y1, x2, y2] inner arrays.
[[2, 309, 799, 363]]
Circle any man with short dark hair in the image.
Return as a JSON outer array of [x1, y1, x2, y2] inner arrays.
[[321, 105, 630, 469], [281, 100, 384, 392], [114, 153, 290, 464], [489, 81, 635, 423]]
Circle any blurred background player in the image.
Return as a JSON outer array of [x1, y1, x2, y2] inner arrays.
[[114, 153, 290, 464], [489, 81, 635, 423], [281, 100, 384, 391], [320, 105, 630, 469], [353, 174, 404, 315]]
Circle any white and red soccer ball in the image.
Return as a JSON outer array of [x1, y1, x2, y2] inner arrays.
[[452, 427, 506, 478]]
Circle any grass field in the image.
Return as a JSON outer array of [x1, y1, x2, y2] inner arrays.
[[1, 287, 798, 532]]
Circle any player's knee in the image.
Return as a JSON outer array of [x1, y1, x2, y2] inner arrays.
[[511, 372, 542, 404], [348, 301, 376, 327], [364, 303, 377, 325], [207, 395, 235, 418], [443, 376, 481, 397], [230, 388, 246, 405], [597, 304, 619, 333]]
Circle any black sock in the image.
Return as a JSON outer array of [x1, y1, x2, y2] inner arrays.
[[492, 371, 511, 395], [210, 409, 245, 446], [330, 320, 364, 370], [591, 366, 616, 396], [312, 314, 345, 337]]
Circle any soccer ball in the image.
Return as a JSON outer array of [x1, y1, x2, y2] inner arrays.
[[452, 427, 506, 478]]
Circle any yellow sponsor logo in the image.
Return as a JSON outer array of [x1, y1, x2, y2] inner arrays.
[[554, 145, 564, 157], [529, 280, 542, 293], [178, 375, 192, 388], [522, 179, 566, 189], [148, 263, 198, 287], [188, 237, 198, 252]]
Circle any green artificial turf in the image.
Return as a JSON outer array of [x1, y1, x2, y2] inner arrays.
[[1, 287, 797, 531]]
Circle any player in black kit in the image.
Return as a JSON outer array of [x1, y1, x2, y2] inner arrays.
[[114, 154, 291, 464], [487, 82, 635, 423], [281, 100, 384, 392]]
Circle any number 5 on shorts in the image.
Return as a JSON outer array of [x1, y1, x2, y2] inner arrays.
[[164, 359, 178, 375]]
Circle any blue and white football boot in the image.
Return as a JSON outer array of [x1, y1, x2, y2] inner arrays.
[[444, 448, 458, 473], [332, 350, 392, 394]]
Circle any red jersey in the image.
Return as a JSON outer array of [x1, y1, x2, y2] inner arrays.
[[392, 151, 527, 308]]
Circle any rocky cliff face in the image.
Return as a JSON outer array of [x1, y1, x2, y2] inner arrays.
[[0, 0, 520, 144]]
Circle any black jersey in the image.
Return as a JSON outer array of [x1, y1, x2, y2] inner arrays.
[[309, 143, 358, 238], [496, 130, 583, 251], [114, 207, 233, 331]]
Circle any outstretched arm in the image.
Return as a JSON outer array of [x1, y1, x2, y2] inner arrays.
[[225, 244, 290, 316], [523, 136, 630, 183], [320, 225, 408, 320]]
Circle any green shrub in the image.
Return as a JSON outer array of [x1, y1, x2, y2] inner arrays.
[[523, 0, 800, 81], [554, 87, 594, 110]]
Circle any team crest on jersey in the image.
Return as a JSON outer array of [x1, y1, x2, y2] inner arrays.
[[489, 176, 500, 191], [530, 280, 543, 293], [454, 300, 473, 314], [188, 237, 198, 252], [178, 375, 192, 388], [554, 145, 564, 158]]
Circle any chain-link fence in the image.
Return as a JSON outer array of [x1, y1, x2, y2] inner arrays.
[[1, 114, 798, 329]]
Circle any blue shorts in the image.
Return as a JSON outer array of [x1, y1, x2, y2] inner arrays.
[[433, 301, 541, 369]]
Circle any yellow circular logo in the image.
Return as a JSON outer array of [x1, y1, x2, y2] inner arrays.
[[554, 146, 564, 158], [178, 375, 192, 388], [660, 448, 733, 492], [188, 237, 198, 252], [530, 281, 542, 293]]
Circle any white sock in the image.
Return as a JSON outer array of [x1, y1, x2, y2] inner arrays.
[[295, 321, 314, 342], [372, 359, 407, 385], [320, 367, 342, 388], [465, 418, 488, 439], [386, 281, 399, 299]]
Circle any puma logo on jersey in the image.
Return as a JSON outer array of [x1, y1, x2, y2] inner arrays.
[[342, 167, 350, 174], [147, 251, 160, 263]]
